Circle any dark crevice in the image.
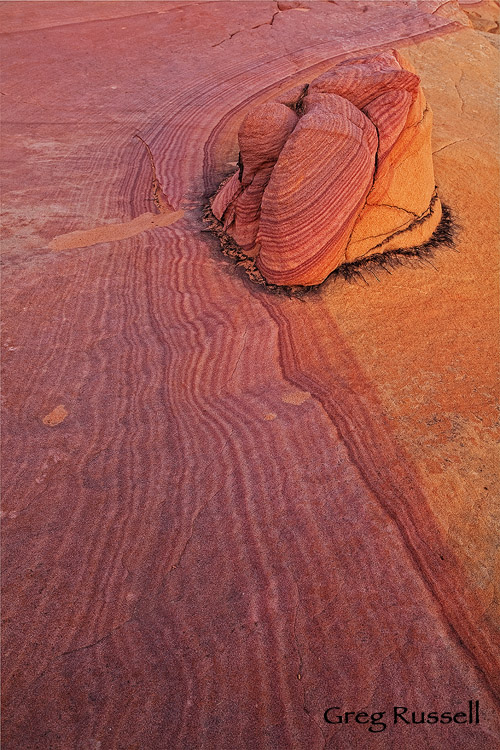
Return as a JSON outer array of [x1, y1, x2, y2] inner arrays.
[[290, 83, 310, 115]]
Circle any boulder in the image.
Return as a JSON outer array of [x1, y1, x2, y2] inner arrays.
[[211, 49, 443, 285]]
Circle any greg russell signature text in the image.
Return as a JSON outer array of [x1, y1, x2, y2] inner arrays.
[[323, 700, 480, 733]]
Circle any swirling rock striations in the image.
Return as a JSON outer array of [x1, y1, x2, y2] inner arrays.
[[2, 2, 500, 749], [211, 50, 442, 286]]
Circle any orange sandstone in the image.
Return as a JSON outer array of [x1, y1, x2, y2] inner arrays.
[[211, 50, 443, 286]]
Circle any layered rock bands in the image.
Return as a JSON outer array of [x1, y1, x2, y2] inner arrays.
[[211, 49, 442, 286]]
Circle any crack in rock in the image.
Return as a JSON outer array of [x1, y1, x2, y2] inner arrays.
[[212, 6, 284, 48], [61, 619, 134, 657]]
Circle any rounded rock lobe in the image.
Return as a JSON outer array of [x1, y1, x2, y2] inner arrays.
[[210, 49, 443, 286]]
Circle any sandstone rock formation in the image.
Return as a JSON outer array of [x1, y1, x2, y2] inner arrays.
[[2, 2, 499, 749], [211, 49, 442, 286]]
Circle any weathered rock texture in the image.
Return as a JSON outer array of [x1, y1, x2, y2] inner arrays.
[[462, 0, 500, 32], [1, 2, 499, 749], [211, 49, 442, 286]]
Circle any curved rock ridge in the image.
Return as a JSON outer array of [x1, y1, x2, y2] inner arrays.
[[211, 49, 442, 286]]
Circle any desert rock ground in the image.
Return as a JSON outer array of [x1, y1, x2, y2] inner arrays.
[[1, 2, 499, 749]]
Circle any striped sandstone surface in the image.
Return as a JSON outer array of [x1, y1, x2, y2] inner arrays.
[[211, 49, 442, 286], [1, 2, 499, 749]]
